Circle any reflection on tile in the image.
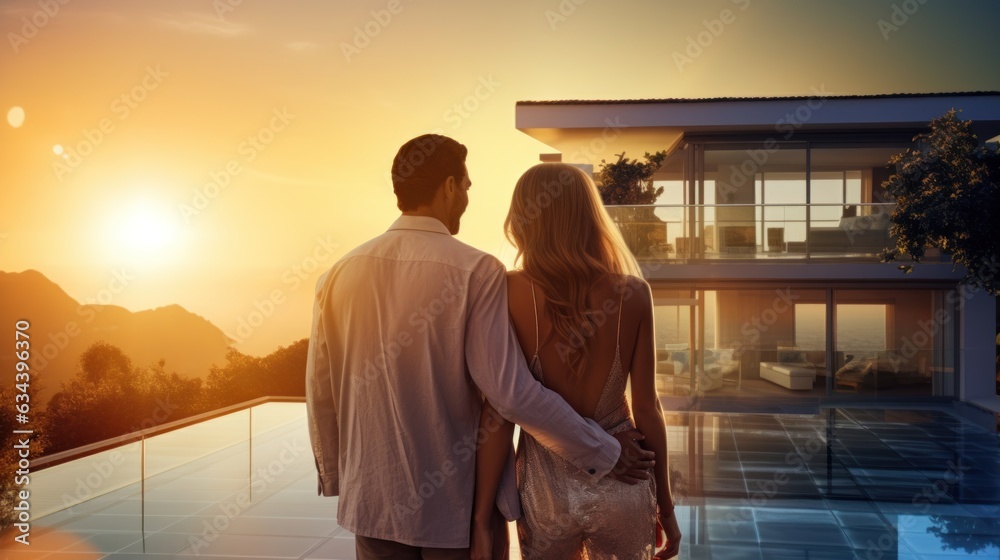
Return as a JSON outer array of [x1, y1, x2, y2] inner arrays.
[[176, 534, 322, 558], [685, 543, 765, 559], [757, 545, 858, 559], [303, 536, 358, 560], [30, 406, 1000, 559], [706, 518, 759, 544]]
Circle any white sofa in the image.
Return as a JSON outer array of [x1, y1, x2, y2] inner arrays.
[[759, 362, 816, 390]]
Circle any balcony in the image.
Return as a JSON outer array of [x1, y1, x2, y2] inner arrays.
[[606, 203, 917, 261]]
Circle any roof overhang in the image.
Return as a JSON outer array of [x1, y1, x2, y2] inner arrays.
[[516, 93, 1000, 163]]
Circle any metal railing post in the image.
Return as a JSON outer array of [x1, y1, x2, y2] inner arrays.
[[141, 434, 146, 553]]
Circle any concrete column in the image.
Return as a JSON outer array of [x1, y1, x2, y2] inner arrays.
[[959, 288, 998, 402]]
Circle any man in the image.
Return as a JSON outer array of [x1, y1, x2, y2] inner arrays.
[[306, 134, 654, 559]]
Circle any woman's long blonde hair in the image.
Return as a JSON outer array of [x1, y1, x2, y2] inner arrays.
[[505, 163, 642, 375]]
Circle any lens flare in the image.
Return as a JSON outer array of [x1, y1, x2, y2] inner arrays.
[[6, 106, 25, 128]]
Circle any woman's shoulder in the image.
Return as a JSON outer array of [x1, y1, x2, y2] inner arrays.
[[613, 274, 650, 294], [505, 269, 529, 289], [618, 273, 649, 290], [615, 275, 652, 308], [505, 270, 533, 301]]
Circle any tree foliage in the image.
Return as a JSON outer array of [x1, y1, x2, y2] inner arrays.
[[0, 382, 46, 532], [200, 339, 308, 409], [596, 151, 669, 257], [880, 110, 1000, 294], [39, 338, 309, 458], [596, 151, 667, 205], [43, 342, 203, 454], [78, 341, 133, 384], [928, 514, 1000, 554]]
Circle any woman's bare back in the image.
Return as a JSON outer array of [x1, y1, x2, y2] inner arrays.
[[506, 270, 640, 418]]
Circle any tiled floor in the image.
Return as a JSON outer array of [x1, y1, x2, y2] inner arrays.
[[12, 407, 1000, 559]]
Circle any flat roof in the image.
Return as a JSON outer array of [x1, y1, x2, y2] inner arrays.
[[517, 91, 1000, 106], [517, 91, 1000, 130], [515, 91, 1000, 161]]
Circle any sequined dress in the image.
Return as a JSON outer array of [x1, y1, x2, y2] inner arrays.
[[515, 283, 657, 559]]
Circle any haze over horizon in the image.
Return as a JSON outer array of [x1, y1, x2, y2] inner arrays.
[[2, 0, 999, 355]]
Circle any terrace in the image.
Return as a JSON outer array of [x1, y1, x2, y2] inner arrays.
[[607, 202, 907, 262], [601, 141, 951, 264], [14, 398, 1000, 559]]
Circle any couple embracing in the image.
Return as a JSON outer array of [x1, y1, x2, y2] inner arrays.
[[306, 134, 682, 559]]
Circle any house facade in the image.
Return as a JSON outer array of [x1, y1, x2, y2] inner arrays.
[[515, 92, 1000, 415]]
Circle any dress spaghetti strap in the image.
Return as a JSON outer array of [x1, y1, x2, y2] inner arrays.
[[529, 280, 541, 365], [615, 289, 625, 351]]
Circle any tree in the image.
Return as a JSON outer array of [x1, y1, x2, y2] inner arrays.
[[42, 342, 203, 455], [596, 151, 668, 257], [597, 151, 667, 205], [144, 359, 205, 425], [0, 382, 46, 532], [78, 341, 133, 384], [39, 338, 308, 456], [201, 348, 265, 409], [928, 514, 1000, 554], [200, 339, 308, 409], [879, 109, 1000, 295], [260, 338, 309, 397]]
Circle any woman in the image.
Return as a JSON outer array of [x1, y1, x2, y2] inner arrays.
[[471, 163, 682, 559]]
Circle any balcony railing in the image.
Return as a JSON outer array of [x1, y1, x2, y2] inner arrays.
[[606, 203, 907, 260], [32, 397, 306, 522]]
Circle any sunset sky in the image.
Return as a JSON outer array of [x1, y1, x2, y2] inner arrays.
[[2, 0, 999, 355]]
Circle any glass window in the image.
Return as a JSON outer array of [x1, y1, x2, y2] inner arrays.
[[833, 290, 952, 397], [651, 286, 956, 400], [836, 304, 889, 357], [702, 145, 808, 257], [795, 303, 826, 349]]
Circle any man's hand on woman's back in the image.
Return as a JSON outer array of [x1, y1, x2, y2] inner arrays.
[[610, 429, 655, 484]]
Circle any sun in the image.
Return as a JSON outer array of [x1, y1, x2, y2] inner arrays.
[[106, 199, 179, 262], [122, 208, 175, 251]]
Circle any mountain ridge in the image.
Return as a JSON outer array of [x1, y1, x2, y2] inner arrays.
[[0, 269, 233, 407]]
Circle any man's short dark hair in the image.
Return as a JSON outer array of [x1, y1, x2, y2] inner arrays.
[[391, 134, 468, 211]]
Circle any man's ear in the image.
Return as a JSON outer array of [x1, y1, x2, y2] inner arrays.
[[443, 175, 457, 194]]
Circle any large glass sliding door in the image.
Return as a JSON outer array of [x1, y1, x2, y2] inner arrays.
[[832, 289, 956, 397], [807, 145, 902, 257], [694, 143, 808, 257], [653, 290, 701, 396], [652, 286, 958, 401], [673, 140, 910, 259]]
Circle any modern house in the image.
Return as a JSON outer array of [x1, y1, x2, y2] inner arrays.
[[515, 92, 1000, 417]]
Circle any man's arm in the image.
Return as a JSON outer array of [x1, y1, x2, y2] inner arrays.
[[305, 274, 339, 496], [471, 400, 515, 557], [465, 264, 621, 480]]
